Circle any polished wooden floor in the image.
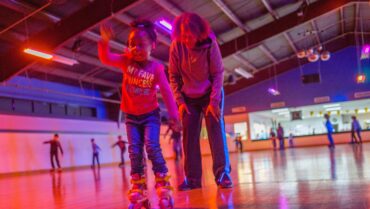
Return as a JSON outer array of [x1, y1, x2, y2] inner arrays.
[[2, 143, 370, 209]]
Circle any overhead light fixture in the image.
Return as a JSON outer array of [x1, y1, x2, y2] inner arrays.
[[297, 45, 331, 62], [363, 45, 370, 54], [325, 107, 341, 111], [278, 111, 290, 116], [272, 108, 289, 113], [234, 67, 253, 79], [358, 109, 366, 114], [320, 51, 331, 61], [297, 50, 306, 59], [361, 44, 370, 60], [24, 48, 78, 66], [52, 54, 79, 66], [323, 103, 340, 108], [155, 19, 172, 32], [24, 48, 53, 60], [268, 87, 280, 96], [307, 53, 319, 62]]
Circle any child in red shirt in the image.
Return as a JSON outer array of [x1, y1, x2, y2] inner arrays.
[[98, 20, 180, 209]]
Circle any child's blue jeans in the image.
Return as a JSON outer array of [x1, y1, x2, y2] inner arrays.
[[125, 108, 168, 175]]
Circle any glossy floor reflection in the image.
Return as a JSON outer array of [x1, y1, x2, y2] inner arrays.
[[2, 144, 370, 208]]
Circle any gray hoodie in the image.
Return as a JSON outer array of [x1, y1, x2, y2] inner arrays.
[[168, 36, 224, 106]]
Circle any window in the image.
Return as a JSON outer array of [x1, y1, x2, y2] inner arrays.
[[13, 99, 32, 114], [249, 99, 370, 140], [233, 122, 248, 140], [0, 97, 12, 112], [81, 107, 97, 118]]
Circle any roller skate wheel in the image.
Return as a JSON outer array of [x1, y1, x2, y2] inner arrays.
[[129, 201, 150, 209], [159, 197, 174, 209]]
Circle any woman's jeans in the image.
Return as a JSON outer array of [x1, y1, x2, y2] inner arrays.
[[182, 90, 231, 184]]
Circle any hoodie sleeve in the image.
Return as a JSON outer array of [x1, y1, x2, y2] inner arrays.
[[98, 40, 128, 70], [168, 41, 185, 106], [156, 63, 180, 120], [208, 38, 224, 107]]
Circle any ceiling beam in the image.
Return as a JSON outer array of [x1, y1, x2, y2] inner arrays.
[[283, 32, 298, 52], [0, 0, 167, 64], [32, 65, 120, 88], [22, 45, 164, 99], [0, 1, 52, 36], [354, 2, 359, 32], [212, 0, 251, 32], [225, 32, 368, 94], [259, 45, 278, 63], [6, 30, 122, 73], [152, 0, 182, 16], [113, 13, 171, 46], [0, 0, 58, 23], [340, 7, 345, 34], [83, 30, 168, 65], [219, 0, 367, 58], [153, 0, 231, 44], [310, 20, 322, 45], [232, 54, 258, 73], [57, 48, 122, 73], [217, 1, 308, 43], [260, 0, 279, 20], [0, 0, 138, 82], [79, 66, 103, 80]]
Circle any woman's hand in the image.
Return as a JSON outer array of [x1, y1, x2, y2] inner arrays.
[[179, 103, 190, 119], [206, 104, 221, 122]]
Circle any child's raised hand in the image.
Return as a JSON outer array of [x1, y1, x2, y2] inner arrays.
[[100, 24, 114, 42]]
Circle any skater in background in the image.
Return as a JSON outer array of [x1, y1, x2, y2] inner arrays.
[[43, 133, 64, 172], [112, 135, 128, 167], [288, 133, 294, 148], [351, 116, 362, 144], [91, 138, 101, 168], [277, 123, 285, 150], [234, 133, 243, 153], [270, 128, 277, 150], [164, 121, 183, 162], [99, 19, 180, 208], [324, 114, 335, 148]]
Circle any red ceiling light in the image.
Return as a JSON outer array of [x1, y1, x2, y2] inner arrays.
[[357, 74, 366, 83], [24, 48, 78, 66], [297, 46, 331, 62]]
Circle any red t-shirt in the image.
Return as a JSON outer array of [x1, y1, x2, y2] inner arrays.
[[98, 41, 178, 119]]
